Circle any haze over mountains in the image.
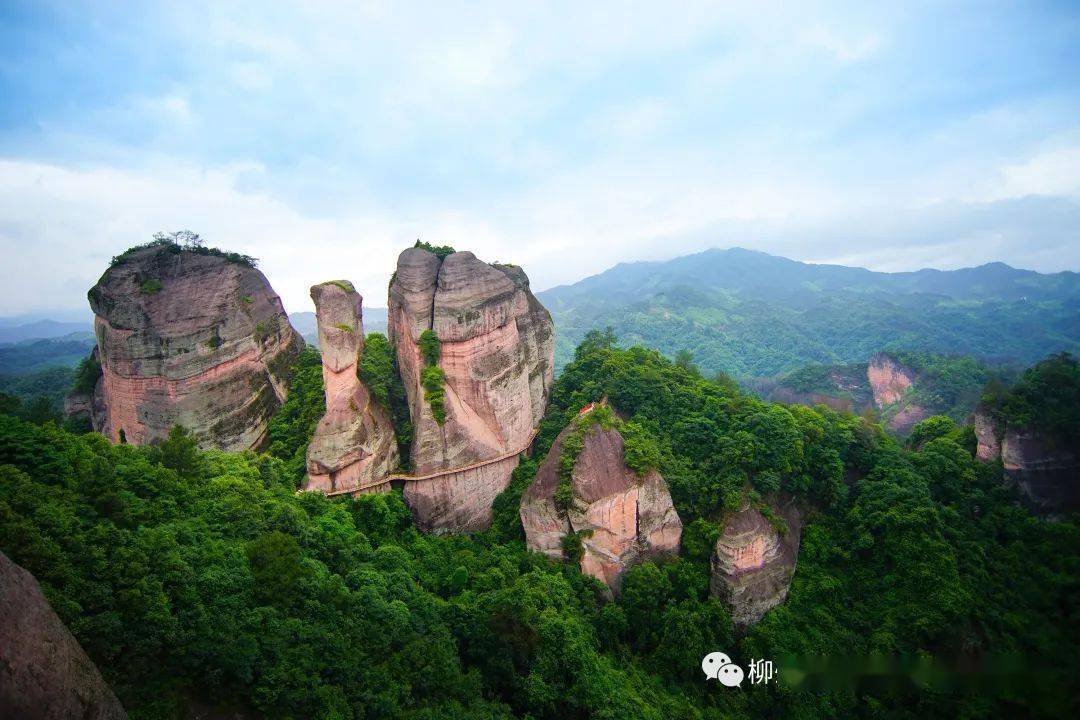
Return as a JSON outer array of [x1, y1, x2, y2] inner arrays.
[[539, 248, 1080, 376], [3, 247, 1078, 382]]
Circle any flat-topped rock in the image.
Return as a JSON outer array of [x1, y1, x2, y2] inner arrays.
[[85, 243, 304, 450]]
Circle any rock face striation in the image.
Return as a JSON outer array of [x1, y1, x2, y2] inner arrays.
[[710, 497, 803, 626], [0, 551, 127, 720], [521, 410, 682, 592], [867, 353, 927, 434], [388, 247, 554, 531], [972, 407, 1079, 516], [971, 407, 1003, 462], [85, 244, 304, 451], [304, 281, 399, 494]]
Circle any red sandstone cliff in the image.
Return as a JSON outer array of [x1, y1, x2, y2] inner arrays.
[[304, 280, 399, 494], [709, 497, 802, 626], [520, 414, 682, 592], [388, 247, 554, 531], [971, 406, 1079, 516], [0, 551, 127, 720], [867, 353, 927, 434], [85, 244, 304, 451]]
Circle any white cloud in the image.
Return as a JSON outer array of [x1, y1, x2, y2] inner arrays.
[[995, 146, 1080, 200], [134, 92, 193, 125], [0, 160, 405, 315], [230, 62, 273, 91], [2, 1, 1078, 319], [801, 25, 881, 63]]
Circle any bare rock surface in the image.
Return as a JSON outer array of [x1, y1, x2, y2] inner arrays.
[[1001, 426, 1079, 516], [970, 405, 1078, 516], [710, 497, 803, 626], [86, 244, 304, 451], [0, 550, 127, 720], [389, 248, 554, 531], [971, 406, 1003, 462], [867, 353, 927, 434], [521, 415, 682, 592], [304, 281, 399, 494]]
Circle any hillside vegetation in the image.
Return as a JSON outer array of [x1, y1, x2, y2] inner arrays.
[[0, 334, 1075, 719], [758, 350, 1013, 427], [539, 248, 1080, 377]]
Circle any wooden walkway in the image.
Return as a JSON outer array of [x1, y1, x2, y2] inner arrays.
[[322, 427, 540, 497]]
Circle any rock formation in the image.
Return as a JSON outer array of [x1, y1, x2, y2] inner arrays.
[[521, 407, 682, 592], [304, 280, 399, 494], [388, 247, 554, 531], [867, 353, 927, 434], [85, 243, 304, 451], [971, 406, 1003, 462], [972, 406, 1079, 516], [0, 551, 127, 720], [710, 497, 802, 626]]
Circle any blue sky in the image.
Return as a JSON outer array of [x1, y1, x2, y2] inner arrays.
[[0, 1, 1078, 315]]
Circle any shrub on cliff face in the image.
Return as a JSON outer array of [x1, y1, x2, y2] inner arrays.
[[111, 233, 258, 268], [72, 353, 102, 394], [266, 346, 325, 482], [139, 278, 163, 295], [418, 329, 441, 366], [421, 365, 447, 424], [417, 330, 446, 424], [621, 420, 660, 474], [358, 333, 414, 463], [413, 239, 456, 260]]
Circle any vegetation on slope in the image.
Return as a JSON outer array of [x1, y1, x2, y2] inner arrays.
[[417, 329, 446, 424], [763, 350, 1014, 429], [0, 335, 1075, 718], [539, 248, 1080, 377], [0, 334, 96, 376], [110, 232, 258, 268], [982, 351, 1080, 446], [413, 239, 456, 260], [359, 332, 414, 463], [265, 345, 325, 482]]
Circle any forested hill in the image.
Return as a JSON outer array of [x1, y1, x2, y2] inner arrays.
[[538, 248, 1080, 377]]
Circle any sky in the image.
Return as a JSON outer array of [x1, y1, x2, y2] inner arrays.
[[0, 0, 1078, 317]]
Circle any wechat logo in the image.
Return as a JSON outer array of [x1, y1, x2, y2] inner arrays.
[[701, 651, 744, 688]]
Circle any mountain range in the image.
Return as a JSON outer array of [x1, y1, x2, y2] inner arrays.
[[538, 248, 1080, 377]]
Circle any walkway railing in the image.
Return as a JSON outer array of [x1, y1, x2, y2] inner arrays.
[[322, 427, 540, 497]]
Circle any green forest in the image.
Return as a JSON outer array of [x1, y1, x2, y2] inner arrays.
[[0, 333, 1076, 719], [760, 350, 1014, 426], [539, 248, 1080, 377]]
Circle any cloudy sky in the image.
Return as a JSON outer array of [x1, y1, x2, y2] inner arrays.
[[1, 1, 1078, 317]]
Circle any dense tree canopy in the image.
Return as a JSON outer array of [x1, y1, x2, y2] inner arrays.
[[0, 334, 1075, 719], [988, 352, 1079, 446]]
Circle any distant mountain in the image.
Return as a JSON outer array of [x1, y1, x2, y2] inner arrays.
[[538, 248, 1080, 377], [0, 332, 97, 406], [0, 319, 92, 344], [750, 350, 1014, 435], [289, 308, 388, 346], [0, 332, 96, 375]]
